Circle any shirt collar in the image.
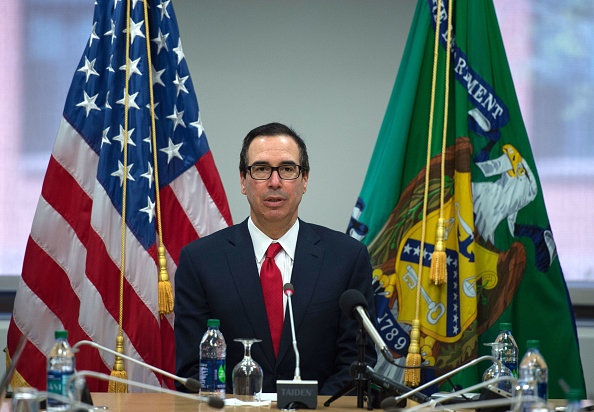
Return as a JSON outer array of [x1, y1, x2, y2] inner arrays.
[[248, 217, 299, 263]]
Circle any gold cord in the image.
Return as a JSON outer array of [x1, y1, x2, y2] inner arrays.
[[142, 0, 173, 316], [404, 0, 444, 387], [430, 0, 454, 286], [109, 0, 132, 393]]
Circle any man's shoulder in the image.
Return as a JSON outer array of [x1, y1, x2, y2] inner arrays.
[[182, 223, 243, 251]]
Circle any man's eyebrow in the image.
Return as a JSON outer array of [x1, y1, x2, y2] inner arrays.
[[250, 161, 298, 166]]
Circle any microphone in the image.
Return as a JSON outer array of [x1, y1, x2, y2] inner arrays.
[[339, 289, 395, 363], [34, 390, 96, 412], [284, 283, 302, 379], [276, 283, 318, 409], [385, 376, 521, 412], [380, 354, 500, 409], [364, 365, 430, 405], [72, 340, 201, 392], [66, 371, 224, 409]]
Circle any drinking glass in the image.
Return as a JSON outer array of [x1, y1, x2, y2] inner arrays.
[[483, 342, 513, 392], [232, 338, 263, 402]]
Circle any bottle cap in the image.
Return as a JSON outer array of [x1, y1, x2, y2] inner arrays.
[[55, 330, 68, 339], [207, 319, 220, 328], [526, 339, 540, 349], [499, 322, 512, 331]]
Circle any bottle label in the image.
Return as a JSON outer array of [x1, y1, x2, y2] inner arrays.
[[47, 370, 74, 406], [199, 358, 226, 392]]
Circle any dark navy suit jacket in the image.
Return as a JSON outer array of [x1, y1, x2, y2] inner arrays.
[[174, 218, 377, 395]]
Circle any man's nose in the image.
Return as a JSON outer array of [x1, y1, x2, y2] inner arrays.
[[268, 169, 283, 185]]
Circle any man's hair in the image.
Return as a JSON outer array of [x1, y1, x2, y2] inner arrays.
[[239, 122, 310, 177]]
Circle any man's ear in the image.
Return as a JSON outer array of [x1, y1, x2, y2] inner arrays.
[[240, 173, 246, 195]]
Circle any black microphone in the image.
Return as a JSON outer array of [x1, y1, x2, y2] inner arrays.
[[72, 340, 201, 392], [365, 365, 430, 405], [382, 376, 521, 412], [379, 355, 504, 410], [276, 283, 318, 409], [66, 371, 224, 409], [339, 289, 395, 363]]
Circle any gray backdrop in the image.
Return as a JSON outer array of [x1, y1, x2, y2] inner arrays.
[[174, 0, 417, 231]]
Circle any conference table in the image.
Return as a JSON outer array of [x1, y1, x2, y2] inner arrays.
[[90, 393, 371, 412], [88, 393, 569, 412]]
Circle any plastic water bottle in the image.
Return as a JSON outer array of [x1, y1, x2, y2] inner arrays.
[[565, 388, 585, 412], [494, 322, 518, 377], [199, 319, 226, 399], [47, 330, 75, 411], [517, 339, 548, 408]]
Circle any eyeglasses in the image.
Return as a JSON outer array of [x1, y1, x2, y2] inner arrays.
[[246, 164, 302, 180]]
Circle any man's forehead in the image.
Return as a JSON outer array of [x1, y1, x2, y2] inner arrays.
[[248, 135, 299, 157]]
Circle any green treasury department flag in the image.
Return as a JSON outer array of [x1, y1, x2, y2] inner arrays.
[[347, 0, 585, 398]]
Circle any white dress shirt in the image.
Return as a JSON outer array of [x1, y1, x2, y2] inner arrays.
[[248, 217, 299, 318]]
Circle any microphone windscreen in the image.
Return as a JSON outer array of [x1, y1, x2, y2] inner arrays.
[[183, 377, 201, 392], [380, 396, 402, 409], [283, 283, 294, 294], [207, 397, 225, 409], [339, 289, 368, 319]]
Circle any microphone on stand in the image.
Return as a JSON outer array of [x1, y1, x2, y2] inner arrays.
[[339, 289, 395, 364], [72, 340, 201, 392], [380, 354, 501, 410], [364, 365, 430, 405], [65, 371, 225, 409], [276, 283, 318, 409], [285, 283, 302, 379], [381, 376, 521, 412]]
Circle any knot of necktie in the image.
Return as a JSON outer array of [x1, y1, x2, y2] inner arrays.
[[266, 242, 283, 259]]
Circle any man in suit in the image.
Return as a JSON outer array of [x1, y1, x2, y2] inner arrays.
[[174, 122, 376, 396]]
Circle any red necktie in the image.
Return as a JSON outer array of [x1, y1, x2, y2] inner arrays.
[[261, 242, 284, 357]]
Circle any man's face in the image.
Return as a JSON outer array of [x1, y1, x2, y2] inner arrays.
[[240, 134, 308, 237]]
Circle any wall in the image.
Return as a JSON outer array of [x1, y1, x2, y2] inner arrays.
[[172, 0, 416, 231]]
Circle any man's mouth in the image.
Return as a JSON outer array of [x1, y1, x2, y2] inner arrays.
[[265, 197, 284, 205]]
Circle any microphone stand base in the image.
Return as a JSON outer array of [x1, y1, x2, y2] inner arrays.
[[277, 380, 318, 409]]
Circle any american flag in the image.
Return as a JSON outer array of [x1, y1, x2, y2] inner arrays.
[[7, 0, 232, 392]]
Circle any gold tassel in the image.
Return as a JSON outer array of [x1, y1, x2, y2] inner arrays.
[[158, 246, 174, 315], [6, 347, 29, 389], [430, 218, 447, 285], [404, 319, 422, 387], [108, 335, 128, 393]]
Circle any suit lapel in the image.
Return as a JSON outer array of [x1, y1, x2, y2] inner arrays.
[[277, 221, 324, 364], [225, 220, 276, 368]]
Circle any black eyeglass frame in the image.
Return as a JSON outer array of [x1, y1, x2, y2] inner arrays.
[[246, 164, 303, 180]]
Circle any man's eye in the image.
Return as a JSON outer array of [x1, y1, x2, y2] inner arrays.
[[281, 165, 296, 173], [254, 166, 270, 173]]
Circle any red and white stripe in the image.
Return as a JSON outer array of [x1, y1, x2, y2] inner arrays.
[[8, 116, 232, 391]]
